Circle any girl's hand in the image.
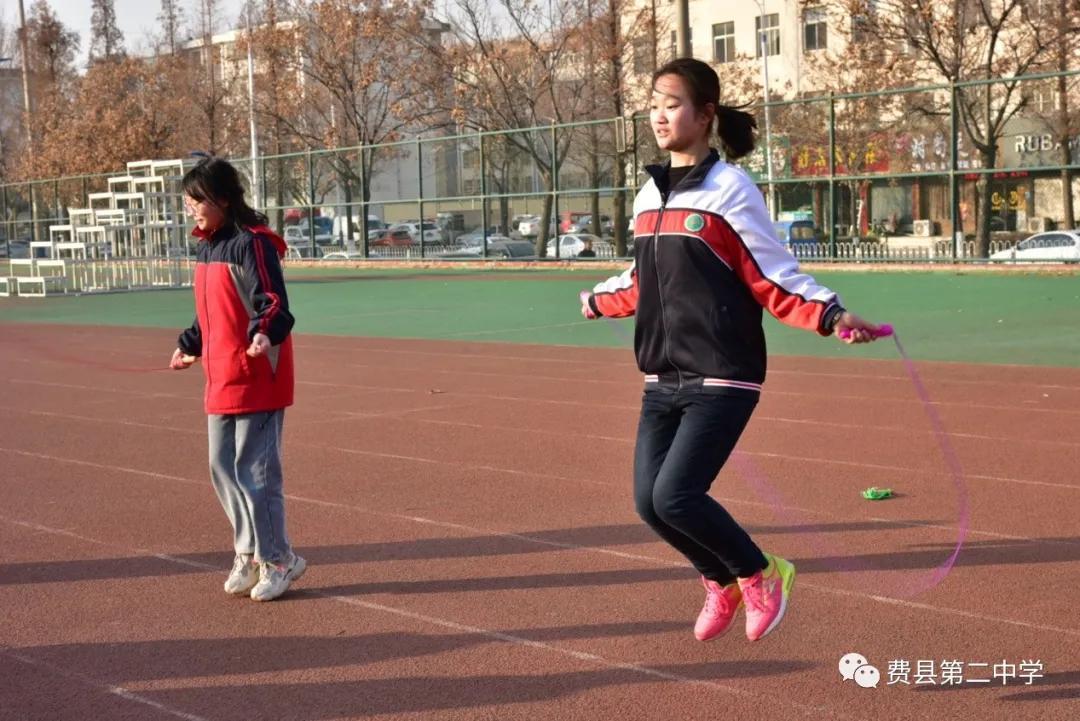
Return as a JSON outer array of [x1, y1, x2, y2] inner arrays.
[[247, 333, 272, 357], [170, 348, 196, 369], [579, 290, 598, 320], [833, 312, 884, 344]]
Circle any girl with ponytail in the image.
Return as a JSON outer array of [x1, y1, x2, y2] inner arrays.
[[578, 58, 885, 643]]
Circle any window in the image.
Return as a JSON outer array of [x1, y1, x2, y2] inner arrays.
[[852, 1, 878, 44], [755, 14, 780, 58], [632, 38, 651, 74], [803, 7, 827, 51], [713, 22, 735, 63], [669, 28, 692, 60], [1032, 85, 1061, 113]]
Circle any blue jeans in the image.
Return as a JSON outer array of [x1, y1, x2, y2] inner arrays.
[[633, 388, 767, 584], [208, 410, 292, 564]]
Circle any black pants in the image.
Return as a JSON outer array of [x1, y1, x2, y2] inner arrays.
[[633, 388, 768, 585]]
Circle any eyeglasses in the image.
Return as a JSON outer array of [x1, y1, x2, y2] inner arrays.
[[183, 197, 217, 217]]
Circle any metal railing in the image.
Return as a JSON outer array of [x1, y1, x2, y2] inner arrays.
[[3, 70, 1079, 264]]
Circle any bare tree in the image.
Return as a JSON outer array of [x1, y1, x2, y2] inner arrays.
[[848, 0, 1056, 256], [25, 0, 79, 88], [242, 0, 310, 231], [157, 0, 186, 55], [440, 0, 595, 255], [186, 0, 240, 154], [564, 0, 653, 255], [89, 0, 125, 63], [282, 0, 450, 241], [0, 14, 18, 181]]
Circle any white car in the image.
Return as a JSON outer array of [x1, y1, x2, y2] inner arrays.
[[284, 225, 333, 246], [990, 230, 1080, 262], [566, 214, 614, 235], [545, 233, 611, 258], [517, 215, 555, 237]]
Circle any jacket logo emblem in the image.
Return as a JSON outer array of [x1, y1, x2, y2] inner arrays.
[[684, 214, 705, 232]]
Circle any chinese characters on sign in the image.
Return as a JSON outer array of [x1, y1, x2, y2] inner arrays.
[[886, 659, 1044, 686], [840, 653, 1044, 690]]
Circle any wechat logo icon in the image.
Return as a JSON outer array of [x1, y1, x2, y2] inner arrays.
[[839, 652, 880, 689]]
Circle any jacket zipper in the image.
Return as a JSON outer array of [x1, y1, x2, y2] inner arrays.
[[199, 246, 212, 389], [652, 195, 683, 390]]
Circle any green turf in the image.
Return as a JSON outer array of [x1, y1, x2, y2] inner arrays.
[[1, 267, 1078, 367]]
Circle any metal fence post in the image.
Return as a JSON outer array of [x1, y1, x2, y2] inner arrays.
[[417, 136, 425, 259], [551, 122, 559, 259], [949, 82, 959, 262], [828, 92, 837, 260], [306, 150, 316, 258], [479, 132, 488, 259], [360, 147, 369, 259]]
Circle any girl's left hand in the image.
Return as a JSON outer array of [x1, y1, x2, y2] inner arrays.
[[247, 333, 271, 357], [833, 312, 882, 344]]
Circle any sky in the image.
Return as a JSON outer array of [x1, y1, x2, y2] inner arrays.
[[2, 0, 247, 69]]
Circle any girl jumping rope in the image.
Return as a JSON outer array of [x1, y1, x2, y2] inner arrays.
[[171, 157, 305, 602], [580, 58, 885, 642]]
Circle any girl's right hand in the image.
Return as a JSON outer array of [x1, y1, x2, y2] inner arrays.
[[170, 348, 196, 370], [579, 290, 598, 320], [833, 312, 884, 344]]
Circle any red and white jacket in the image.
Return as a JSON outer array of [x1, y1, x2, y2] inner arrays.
[[587, 150, 843, 396], [178, 223, 295, 414]]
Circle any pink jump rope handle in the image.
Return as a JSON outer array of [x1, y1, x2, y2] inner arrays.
[[838, 323, 893, 340]]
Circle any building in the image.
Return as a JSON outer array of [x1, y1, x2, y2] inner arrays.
[[621, 1, 1080, 237]]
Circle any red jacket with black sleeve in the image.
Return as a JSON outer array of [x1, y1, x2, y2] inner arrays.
[[177, 223, 295, 414], [586, 150, 844, 396]]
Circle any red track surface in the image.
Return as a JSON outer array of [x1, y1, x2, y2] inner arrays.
[[2, 323, 1078, 720]]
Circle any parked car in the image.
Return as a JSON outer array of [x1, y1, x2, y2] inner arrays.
[[369, 228, 417, 247], [284, 224, 333, 246], [517, 215, 555, 237], [388, 222, 441, 244], [456, 230, 512, 247], [298, 216, 333, 235], [438, 238, 536, 259], [990, 230, 1080, 262], [545, 233, 612, 258], [773, 220, 821, 251], [0, 238, 30, 258], [333, 214, 384, 242], [566, 214, 614, 235]]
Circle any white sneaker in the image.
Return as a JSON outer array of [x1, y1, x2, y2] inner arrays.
[[250, 552, 307, 602], [224, 554, 257, 595]]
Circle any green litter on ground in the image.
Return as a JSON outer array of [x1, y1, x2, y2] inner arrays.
[[861, 487, 894, 500]]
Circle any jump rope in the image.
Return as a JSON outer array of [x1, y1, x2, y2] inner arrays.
[[10, 301, 969, 595], [596, 310, 969, 598]]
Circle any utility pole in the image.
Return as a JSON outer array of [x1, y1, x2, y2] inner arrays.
[[17, 0, 32, 146], [245, 1, 260, 209], [675, 0, 690, 57], [754, 0, 776, 220]]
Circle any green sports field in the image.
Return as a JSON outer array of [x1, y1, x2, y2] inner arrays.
[[1, 267, 1077, 367]]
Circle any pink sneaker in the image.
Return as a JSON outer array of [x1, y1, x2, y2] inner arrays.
[[694, 576, 743, 641], [738, 553, 795, 641]]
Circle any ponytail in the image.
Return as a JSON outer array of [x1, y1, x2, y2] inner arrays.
[[715, 104, 757, 160]]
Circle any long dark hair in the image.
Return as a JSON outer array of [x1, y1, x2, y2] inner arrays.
[[182, 156, 267, 227], [651, 58, 757, 160]]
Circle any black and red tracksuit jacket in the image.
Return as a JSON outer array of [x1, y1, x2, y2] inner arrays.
[[587, 149, 844, 396], [177, 223, 295, 415]]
